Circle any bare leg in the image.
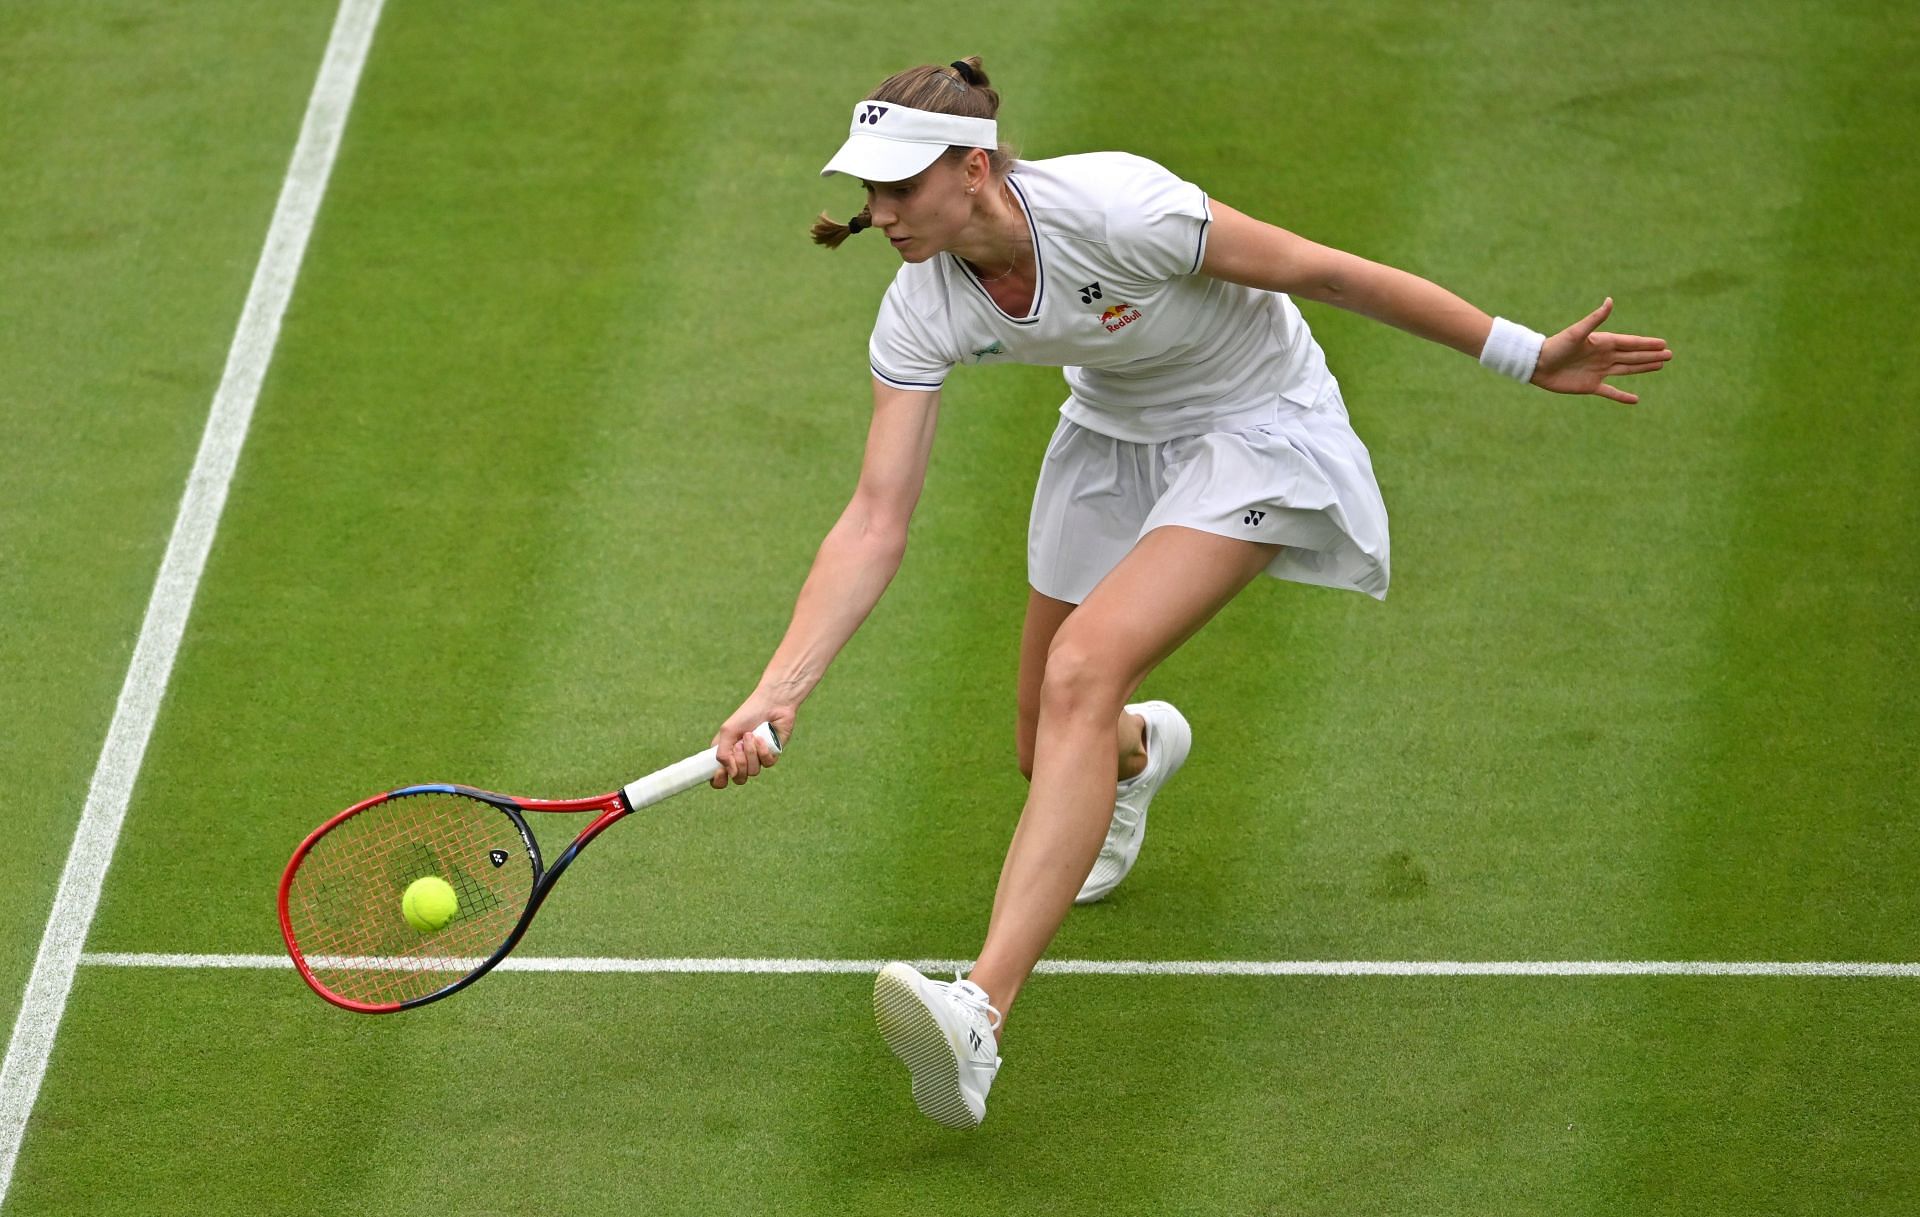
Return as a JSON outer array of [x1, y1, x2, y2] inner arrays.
[[1016, 589, 1148, 784], [974, 527, 1280, 1028]]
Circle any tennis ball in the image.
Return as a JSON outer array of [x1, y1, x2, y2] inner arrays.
[[402, 876, 458, 933]]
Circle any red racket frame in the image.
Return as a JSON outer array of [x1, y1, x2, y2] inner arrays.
[[278, 785, 636, 1013]]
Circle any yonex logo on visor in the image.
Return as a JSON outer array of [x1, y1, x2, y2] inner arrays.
[[859, 104, 889, 124]]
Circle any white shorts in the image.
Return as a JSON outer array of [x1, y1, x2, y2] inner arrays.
[[1026, 385, 1391, 604]]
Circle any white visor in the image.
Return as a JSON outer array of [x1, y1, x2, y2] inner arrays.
[[819, 101, 998, 182]]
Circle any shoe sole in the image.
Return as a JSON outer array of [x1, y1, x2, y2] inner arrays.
[[873, 964, 979, 1129]]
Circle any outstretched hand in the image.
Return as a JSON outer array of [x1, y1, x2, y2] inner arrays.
[[1531, 298, 1672, 404]]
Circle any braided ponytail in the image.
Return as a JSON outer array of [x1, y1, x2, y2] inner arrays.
[[810, 207, 874, 249]]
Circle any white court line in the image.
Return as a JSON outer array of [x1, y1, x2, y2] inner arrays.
[[79, 953, 1920, 978], [0, 1, 386, 1206]]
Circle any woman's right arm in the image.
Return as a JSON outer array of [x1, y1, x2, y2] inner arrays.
[[710, 378, 942, 785]]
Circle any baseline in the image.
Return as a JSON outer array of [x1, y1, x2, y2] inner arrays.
[[78, 953, 1920, 978]]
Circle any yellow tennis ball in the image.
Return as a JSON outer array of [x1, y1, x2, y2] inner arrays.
[[402, 876, 458, 933]]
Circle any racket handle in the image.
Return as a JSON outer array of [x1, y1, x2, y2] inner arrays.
[[621, 722, 782, 810]]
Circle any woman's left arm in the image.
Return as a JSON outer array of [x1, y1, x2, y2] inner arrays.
[[1200, 200, 1673, 404]]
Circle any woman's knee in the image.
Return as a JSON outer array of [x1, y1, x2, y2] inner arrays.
[[1037, 634, 1131, 724]]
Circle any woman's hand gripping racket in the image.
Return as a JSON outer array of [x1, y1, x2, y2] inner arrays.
[[277, 723, 781, 1013]]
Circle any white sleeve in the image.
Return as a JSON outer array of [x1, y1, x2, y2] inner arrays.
[[868, 279, 955, 392], [1107, 156, 1212, 281]]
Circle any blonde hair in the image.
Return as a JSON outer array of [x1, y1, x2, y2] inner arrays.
[[811, 57, 1018, 249]]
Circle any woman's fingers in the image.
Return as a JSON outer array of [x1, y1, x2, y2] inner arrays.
[[1604, 332, 1670, 352], [711, 718, 788, 787], [1613, 350, 1672, 369], [710, 724, 751, 787], [1570, 297, 1615, 341], [710, 729, 740, 787], [1539, 304, 1670, 403]]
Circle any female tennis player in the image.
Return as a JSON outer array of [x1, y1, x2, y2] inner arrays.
[[709, 57, 1671, 1128]]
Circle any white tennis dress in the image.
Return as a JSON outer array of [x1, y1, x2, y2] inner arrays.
[[868, 152, 1390, 602]]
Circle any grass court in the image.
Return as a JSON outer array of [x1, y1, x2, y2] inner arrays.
[[1, 1, 1916, 1213]]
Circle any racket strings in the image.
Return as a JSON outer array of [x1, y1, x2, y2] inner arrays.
[[285, 791, 535, 1006]]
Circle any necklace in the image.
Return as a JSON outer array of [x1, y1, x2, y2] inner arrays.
[[967, 185, 1029, 283], [971, 254, 1019, 283]]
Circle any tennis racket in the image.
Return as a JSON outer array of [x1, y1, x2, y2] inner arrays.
[[277, 722, 781, 1013]]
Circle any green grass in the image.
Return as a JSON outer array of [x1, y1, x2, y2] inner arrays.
[[15, 972, 1919, 1215], [5, 1, 1917, 1214], [0, 0, 341, 1063]]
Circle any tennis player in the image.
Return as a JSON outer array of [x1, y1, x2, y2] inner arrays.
[[710, 57, 1671, 1128]]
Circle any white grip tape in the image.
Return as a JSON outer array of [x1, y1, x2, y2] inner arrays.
[[1479, 316, 1546, 383], [621, 722, 781, 810]]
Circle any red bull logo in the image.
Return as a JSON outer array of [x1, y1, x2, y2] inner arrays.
[[1099, 303, 1143, 333]]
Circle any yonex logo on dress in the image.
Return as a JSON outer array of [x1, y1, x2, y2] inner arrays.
[[1078, 282, 1103, 304], [858, 104, 889, 124], [1244, 510, 1266, 526]]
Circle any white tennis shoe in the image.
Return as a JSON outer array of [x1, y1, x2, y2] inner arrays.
[[873, 962, 1003, 1129], [1075, 700, 1192, 904]]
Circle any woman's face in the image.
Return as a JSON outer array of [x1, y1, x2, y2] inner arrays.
[[862, 153, 976, 263]]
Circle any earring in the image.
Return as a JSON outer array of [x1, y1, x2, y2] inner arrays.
[[968, 186, 976, 194]]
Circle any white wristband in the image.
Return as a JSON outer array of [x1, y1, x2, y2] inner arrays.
[[1479, 317, 1545, 383]]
